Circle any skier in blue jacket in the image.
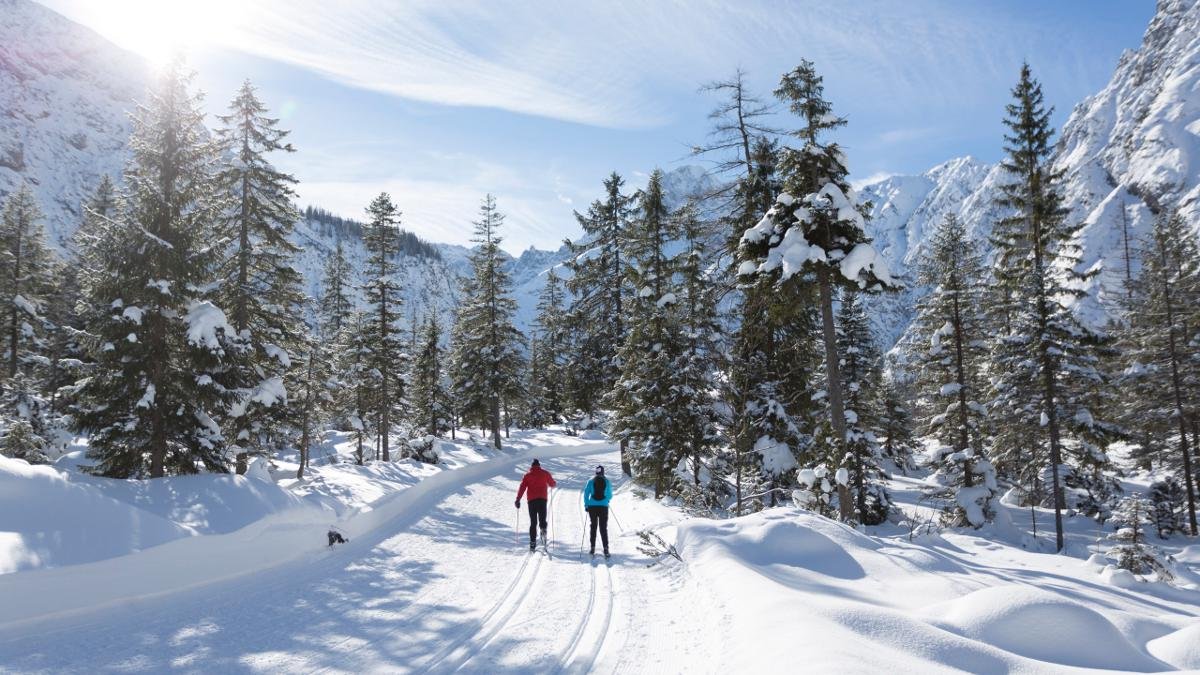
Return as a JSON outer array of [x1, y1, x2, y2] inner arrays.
[[583, 465, 613, 558]]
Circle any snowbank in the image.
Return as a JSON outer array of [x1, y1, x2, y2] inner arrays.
[[0, 432, 615, 629], [923, 585, 1161, 671], [0, 456, 190, 573], [672, 507, 1192, 672]]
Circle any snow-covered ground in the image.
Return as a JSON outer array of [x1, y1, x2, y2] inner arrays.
[[2, 432, 1200, 673]]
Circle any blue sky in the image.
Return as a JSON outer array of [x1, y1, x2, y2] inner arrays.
[[40, 0, 1154, 252]]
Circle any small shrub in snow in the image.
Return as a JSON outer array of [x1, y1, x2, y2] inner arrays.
[[636, 529, 681, 566], [1106, 494, 1173, 583], [793, 464, 837, 518], [928, 447, 999, 528], [1, 419, 50, 464], [401, 436, 439, 464], [1148, 477, 1184, 539]]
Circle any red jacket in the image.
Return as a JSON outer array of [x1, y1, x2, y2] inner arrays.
[[517, 466, 557, 502]]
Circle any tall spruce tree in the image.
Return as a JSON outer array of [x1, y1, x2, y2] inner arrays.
[[564, 173, 633, 470], [75, 60, 233, 478], [738, 60, 896, 523], [1120, 210, 1200, 534], [835, 290, 891, 524], [295, 331, 334, 479], [335, 310, 375, 465], [914, 214, 989, 455], [675, 206, 723, 484], [527, 269, 569, 427], [213, 80, 305, 472], [695, 73, 793, 514], [410, 315, 450, 437], [360, 193, 406, 462], [1, 185, 54, 381], [608, 170, 686, 497], [987, 64, 1120, 549], [320, 238, 355, 337], [451, 195, 525, 449]]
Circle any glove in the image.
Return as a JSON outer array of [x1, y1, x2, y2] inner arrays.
[[514, 499, 520, 509]]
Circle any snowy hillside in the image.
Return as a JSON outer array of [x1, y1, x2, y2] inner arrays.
[[0, 0, 146, 253]]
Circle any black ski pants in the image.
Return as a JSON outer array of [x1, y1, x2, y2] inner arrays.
[[587, 505, 609, 552], [527, 498, 548, 544]]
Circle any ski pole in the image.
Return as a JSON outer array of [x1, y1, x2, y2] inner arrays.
[[515, 502, 520, 547], [579, 489, 585, 560], [610, 506, 626, 534]]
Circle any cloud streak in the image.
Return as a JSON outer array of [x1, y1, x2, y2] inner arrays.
[[213, 0, 1117, 130]]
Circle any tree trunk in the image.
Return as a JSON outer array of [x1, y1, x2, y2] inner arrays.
[[491, 395, 502, 450], [817, 268, 852, 522], [620, 438, 631, 476], [1030, 207, 1066, 552]]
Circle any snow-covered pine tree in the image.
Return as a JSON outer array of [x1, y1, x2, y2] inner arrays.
[[1, 185, 55, 382], [295, 331, 334, 479], [319, 237, 355, 337], [0, 374, 50, 463], [694, 73, 809, 515], [213, 80, 305, 473], [1149, 476, 1185, 539], [914, 214, 988, 453], [526, 269, 569, 427], [74, 60, 233, 478], [675, 205, 724, 494], [563, 173, 633, 469], [1118, 210, 1200, 534], [335, 310, 374, 465], [738, 60, 897, 523], [607, 170, 685, 498], [1107, 494, 1172, 580], [450, 195, 525, 449], [911, 213, 997, 524], [726, 136, 819, 513], [878, 374, 917, 474], [835, 290, 891, 524], [359, 193, 407, 462], [73, 176, 120, 329], [410, 315, 450, 437], [986, 64, 1120, 550]]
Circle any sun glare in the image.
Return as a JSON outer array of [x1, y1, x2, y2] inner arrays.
[[87, 0, 246, 65]]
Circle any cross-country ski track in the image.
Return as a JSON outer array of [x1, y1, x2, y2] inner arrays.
[[0, 435, 724, 673]]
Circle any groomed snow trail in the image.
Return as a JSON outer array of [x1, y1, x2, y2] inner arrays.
[[0, 437, 691, 674]]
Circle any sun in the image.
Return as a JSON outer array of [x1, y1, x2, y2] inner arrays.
[[79, 0, 247, 65]]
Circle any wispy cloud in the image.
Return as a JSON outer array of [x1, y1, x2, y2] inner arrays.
[[208, 0, 1096, 130]]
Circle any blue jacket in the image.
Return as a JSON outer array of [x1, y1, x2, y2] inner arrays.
[[584, 476, 612, 507]]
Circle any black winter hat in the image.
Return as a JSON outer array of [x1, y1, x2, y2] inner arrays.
[[531, 459, 540, 467], [595, 465, 604, 475]]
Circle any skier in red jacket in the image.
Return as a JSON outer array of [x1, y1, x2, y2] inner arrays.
[[515, 459, 557, 551]]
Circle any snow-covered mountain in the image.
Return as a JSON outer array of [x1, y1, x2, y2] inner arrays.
[[857, 157, 1004, 350], [0, 0, 146, 252], [859, 0, 1200, 354]]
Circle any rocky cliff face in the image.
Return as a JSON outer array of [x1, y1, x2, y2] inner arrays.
[[0, 0, 146, 251]]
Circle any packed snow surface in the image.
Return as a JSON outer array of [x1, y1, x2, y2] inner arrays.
[[1, 432, 1197, 673]]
